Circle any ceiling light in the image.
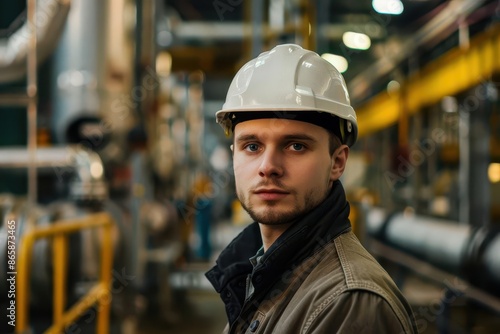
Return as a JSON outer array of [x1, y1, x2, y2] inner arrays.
[[372, 0, 404, 15], [321, 53, 348, 73], [489, 163, 500, 183], [90, 161, 104, 178], [441, 96, 458, 113], [387, 80, 400, 94], [342, 31, 371, 50]]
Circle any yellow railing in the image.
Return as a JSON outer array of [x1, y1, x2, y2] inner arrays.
[[16, 212, 114, 334]]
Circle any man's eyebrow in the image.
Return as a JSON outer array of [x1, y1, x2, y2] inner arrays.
[[235, 134, 259, 143], [235, 133, 317, 143], [282, 133, 317, 142]]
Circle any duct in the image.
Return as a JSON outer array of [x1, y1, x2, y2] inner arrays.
[[51, 0, 107, 144], [0, 0, 71, 83], [366, 208, 500, 294], [0, 146, 107, 201], [171, 22, 386, 41], [382, 211, 471, 272]]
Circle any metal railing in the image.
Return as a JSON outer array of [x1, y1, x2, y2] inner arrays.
[[16, 212, 114, 334]]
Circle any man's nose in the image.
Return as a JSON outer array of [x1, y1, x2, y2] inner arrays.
[[258, 148, 284, 178]]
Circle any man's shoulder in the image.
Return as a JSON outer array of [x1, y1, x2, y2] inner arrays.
[[298, 231, 405, 303], [333, 231, 394, 286]]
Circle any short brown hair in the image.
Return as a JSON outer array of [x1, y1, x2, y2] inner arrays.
[[328, 132, 342, 155]]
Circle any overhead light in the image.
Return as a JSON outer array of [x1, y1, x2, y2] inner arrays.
[[156, 52, 172, 76], [372, 0, 404, 15], [441, 96, 458, 113], [342, 31, 371, 50], [321, 53, 348, 73], [90, 161, 104, 178], [387, 80, 400, 95], [489, 163, 500, 183], [157, 30, 173, 47]]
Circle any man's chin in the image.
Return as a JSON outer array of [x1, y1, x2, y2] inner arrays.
[[249, 208, 301, 226]]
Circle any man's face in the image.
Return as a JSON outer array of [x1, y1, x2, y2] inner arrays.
[[232, 118, 343, 226]]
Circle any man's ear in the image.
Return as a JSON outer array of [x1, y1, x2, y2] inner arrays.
[[330, 145, 349, 181]]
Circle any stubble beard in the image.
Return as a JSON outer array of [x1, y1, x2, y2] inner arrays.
[[237, 187, 325, 226]]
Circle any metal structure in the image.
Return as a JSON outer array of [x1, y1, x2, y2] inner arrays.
[[348, 0, 490, 102], [16, 212, 114, 334], [355, 23, 500, 138], [0, 0, 70, 83]]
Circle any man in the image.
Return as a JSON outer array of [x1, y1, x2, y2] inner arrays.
[[206, 44, 417, 333]]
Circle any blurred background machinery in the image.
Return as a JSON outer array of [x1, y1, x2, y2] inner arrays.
[[0, 0, 499, 333]]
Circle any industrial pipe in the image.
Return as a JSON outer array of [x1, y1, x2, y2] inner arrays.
[[0, 0, 71, 83], [0, 145, 107, 201], [366, 207, 500, 295]]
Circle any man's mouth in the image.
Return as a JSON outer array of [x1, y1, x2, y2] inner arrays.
[[253, 188, 289, 201]]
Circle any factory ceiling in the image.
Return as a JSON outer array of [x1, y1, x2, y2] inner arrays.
[[162, 0, 499, 102], [0, 1, 497, 103]]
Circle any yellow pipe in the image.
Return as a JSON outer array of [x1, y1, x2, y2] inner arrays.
[[53, 234, 67, 325], [16, 212, 114, 334], [357, 92, 400, 138], [357, 24, 500, 138]]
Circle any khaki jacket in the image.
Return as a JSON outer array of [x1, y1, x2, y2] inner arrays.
[[207, 181, 417, 334], [227, 231, 416, 333]]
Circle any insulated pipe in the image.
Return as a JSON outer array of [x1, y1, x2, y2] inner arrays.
[[366, 208, 500, 292], [0, 0, 71, 83], [385, 212, 470, 273], [51, 0, 107, 143], [0, 146, 73, 168], [0, 146, 107, 201], [483, 234, 500, 282]]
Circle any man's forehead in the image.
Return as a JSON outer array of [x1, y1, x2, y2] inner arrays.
[[234, 118, 328, 140]]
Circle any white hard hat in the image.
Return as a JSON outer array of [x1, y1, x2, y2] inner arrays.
[[216, 44, 358, 146]]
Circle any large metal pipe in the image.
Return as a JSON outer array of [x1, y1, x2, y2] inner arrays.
[[0, 146, 107, 201], [0, 0, 71, 83], [366, 208, 500, 293], [51, 0, 107, 144]]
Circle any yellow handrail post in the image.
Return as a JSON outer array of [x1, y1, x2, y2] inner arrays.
[[53, 234, 68, 325], [16, 232, 35, 333], [97, 221, 113, 334]]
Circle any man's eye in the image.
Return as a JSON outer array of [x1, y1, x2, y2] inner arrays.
[[290, 143, 305, 151], [245, 143, 260, 152]]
